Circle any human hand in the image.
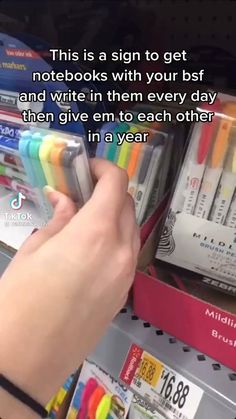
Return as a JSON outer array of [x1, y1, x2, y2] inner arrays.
[[0, 158, 140, 414]]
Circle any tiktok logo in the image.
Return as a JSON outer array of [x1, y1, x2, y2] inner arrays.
[[10, 192, 26, 210]]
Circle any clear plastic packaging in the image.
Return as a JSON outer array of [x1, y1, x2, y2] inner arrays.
[[0, 126, 93, 223], [156, 92, 236, 292], [97, 121, 171, 225]]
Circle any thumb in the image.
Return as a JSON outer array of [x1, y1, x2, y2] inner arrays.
[[18, 186, 77, 255]]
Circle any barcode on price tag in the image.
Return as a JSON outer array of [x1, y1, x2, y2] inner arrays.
[[120, 344, 203, 419]]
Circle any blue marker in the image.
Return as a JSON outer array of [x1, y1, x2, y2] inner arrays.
[[96, 122, 118, 158], [72, 382, 85, 410]]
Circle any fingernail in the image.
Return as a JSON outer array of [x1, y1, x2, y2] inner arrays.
[[43, 185, 55, 196]]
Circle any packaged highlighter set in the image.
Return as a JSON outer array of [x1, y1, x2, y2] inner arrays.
[[66, 360, 133, 419], [0, 125, 93, 249], [156, 92, 236, 294], [96, 121, 176, 225]]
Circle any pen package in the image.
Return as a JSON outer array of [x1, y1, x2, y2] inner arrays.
[[156, 92, 236, 294], [97, 121, 172, 225], [46, 374, 75, 418], [66, 360, 133, 419], [0, 126, 93, 223]]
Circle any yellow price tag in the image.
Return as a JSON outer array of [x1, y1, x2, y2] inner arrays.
[[137, 352, 163, 387]]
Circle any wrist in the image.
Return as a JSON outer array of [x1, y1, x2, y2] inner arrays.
[[0, 388, 39, 419], [0, 280, 58, 406], [0, 276, 81, 407]]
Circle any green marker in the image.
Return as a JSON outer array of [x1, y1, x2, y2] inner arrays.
[[28, 132, 47, 187], [117, 125, 139, 169], [106, 123, 129, 162]]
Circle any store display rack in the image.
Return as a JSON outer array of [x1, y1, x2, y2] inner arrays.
[[89, 307, 236, 419], [0, 247, 236, 418]]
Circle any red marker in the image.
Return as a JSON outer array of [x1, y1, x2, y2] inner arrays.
[[78, 378, 98, 419], [181, 98, 222, 214]]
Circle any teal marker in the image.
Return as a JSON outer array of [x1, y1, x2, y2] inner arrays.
[[106, 123, 129, 162], [28, 132, 47, 187], [19, 130, 52, 220], [29, 131, 53, 219], [19, 131, 37, 186]]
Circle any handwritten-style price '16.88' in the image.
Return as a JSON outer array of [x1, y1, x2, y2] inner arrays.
[[159, 369, 190, 409], [138, 354, 163, 387]]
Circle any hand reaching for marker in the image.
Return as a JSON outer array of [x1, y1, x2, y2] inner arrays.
[[0, 158, 140, 419]]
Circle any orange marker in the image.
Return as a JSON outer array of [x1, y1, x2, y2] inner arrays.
[[88, 386, 105, 419], [127, 143, 143, 180], [127, 143, 143, 197], [195, 101, 236, 219], [211, 102, 236, 168], [49, 142, 71, 196]]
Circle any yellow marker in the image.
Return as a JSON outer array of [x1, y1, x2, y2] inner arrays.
[[117, 126, 139, 168], [53, 387, 67, 408], [67, 408, 78, 419], [39, 135, 63, 188], [46, 396, 56, 413], [95, 394, 112, 419]]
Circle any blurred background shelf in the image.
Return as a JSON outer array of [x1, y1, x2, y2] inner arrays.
[[0, 246, 13, 274]]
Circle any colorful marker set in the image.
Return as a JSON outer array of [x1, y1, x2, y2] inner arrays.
[[165, 98, 236, 224], [156, 92, 236, 291], [0, 120, 35, 201], [0, 125, 93, 222], [67, 361, 133, 419], [46, 374, 75, 418], [97, 121, 171, 225]]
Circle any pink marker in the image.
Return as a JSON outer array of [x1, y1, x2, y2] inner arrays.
[[78, 378, 98, 419]]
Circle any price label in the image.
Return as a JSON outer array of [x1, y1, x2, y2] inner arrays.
[[137, 353, 163, 387], [120, 345, 203, 419]]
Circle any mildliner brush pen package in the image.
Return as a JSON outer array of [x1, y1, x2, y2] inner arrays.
[[156, 92, 236, 294]]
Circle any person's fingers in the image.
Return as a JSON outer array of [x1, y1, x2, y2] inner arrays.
[[119, 194, 137, 242], [119, 194, 140, 273], [88, 158, 129, 220], [45, 187, 77, 230], [18, 187, 77, 255]]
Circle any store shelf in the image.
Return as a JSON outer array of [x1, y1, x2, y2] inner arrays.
[[89, 307, 236, 419], [1, 246, 236, 418]]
